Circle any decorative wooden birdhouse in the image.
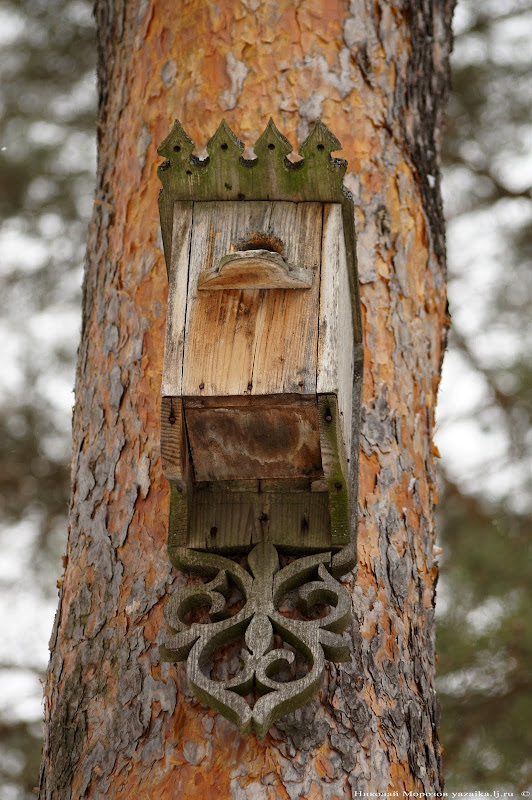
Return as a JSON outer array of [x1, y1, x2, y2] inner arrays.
[[157, 118, 363, 737]]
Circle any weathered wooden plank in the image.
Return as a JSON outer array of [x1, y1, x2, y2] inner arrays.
[[161, 202, 193, 396], [184, 393, 316, 409], [181, 201, 322, 396], [184, 400, 322, 481], [317, 395, 350, 546], [265, 492, 331, 550], [317, 203, 354, 466], [189, 490, 259, 551], [187, 487, 331, 552], [167, 481, 189, 550], [244, 202, 322, 396], [160, 396, 190, 490]]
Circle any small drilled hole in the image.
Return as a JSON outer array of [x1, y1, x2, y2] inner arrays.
[[224, 182, 232, 190], [317, 143, 325, 151], [173, 144, 181, 152], [237, 192, 245, 200], [221, 142, 228, 150], [268, 143, 275, 150], [334, 482, 343, 490], [210, 526, 218, 536], [186, 169, 192, 175]]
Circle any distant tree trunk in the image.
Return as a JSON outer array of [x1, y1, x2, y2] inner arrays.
[[40, 1, 454, 797]]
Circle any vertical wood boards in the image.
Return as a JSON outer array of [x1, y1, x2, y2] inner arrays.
[[161, 202, 193, 397], [317, 203, 354, 468], [162, 201, 323, 398]]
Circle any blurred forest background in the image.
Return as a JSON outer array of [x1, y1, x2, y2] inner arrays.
[[0, 0, 530, 796]]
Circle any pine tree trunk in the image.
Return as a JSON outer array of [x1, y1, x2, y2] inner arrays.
[[40, 1, 454, 797]]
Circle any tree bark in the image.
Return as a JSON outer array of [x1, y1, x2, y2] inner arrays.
[[40, 1, 454, 797]]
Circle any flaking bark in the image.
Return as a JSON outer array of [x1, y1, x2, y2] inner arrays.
[[41, 1, 454, 797]]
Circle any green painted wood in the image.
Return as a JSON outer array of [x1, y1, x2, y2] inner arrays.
[[317, 394, 351, 546], [186, 485, 331, 553]]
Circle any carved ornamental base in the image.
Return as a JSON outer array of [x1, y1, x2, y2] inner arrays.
[[160, 541, 352, 737]]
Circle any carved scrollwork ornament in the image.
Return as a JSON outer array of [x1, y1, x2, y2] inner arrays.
[[160, 542, 353, 737], [157, 118, 362, 736]]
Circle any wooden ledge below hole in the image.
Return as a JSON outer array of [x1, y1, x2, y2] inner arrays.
[[197, 250, 313, 290]]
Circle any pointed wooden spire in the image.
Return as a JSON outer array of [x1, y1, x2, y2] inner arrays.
[[157, 119, 195, 162], [253, 117, 293, 159], [206, 118, 244, 159], [299, 118, 341, 157]]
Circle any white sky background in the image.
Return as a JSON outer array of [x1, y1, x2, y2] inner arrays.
[[0, 5, 531, 794]]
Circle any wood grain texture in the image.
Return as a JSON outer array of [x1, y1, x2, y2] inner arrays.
[[160, 396, 189, 483], [317, 203, 354, 466], [186, 485, 331, 552], [182, 201, 322, 396], [184, 399, 322, 481], [317, 395, 350, 546], [161, 202, 193, 396]]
